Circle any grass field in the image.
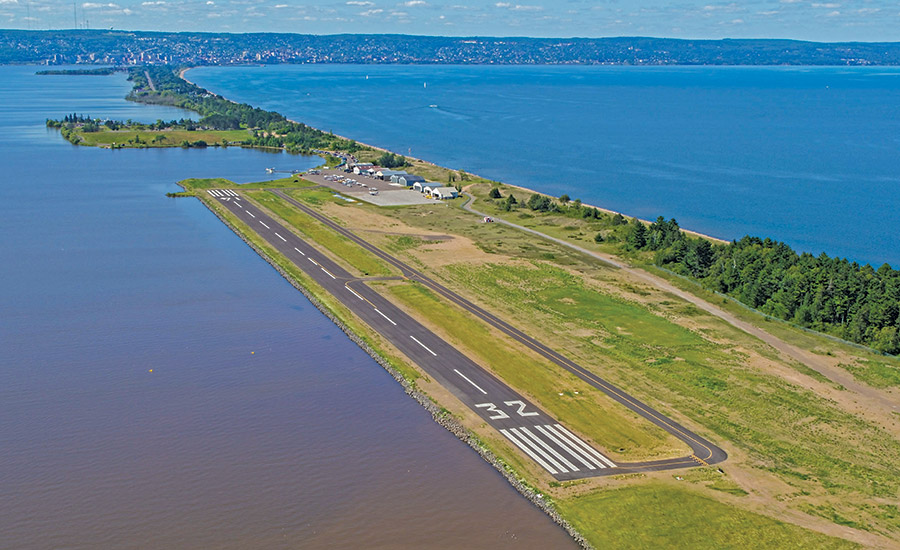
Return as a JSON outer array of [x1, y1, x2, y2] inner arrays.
[[556, 483, 859, 549], [380, 280, 689, 462]]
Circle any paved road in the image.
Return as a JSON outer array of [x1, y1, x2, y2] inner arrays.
[[205, 188, 726, 477]]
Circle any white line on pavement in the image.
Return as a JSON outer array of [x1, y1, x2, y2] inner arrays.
[[535, 424, 595, 470], [321, 267, 336, 280], [309, 258, 318, 265], [259, 221, 270, 229], [519, 427, 579, 472], [510, 427, 568, 473], [247, 211, 256, 218], [346, 287, 364, 300], [453, 369, 487, 395], [275, 232, 287, 242], [294, 247, 306, 256], [501, 429, 558, 475], [374, 308, 397, 325], [553, 424, 616, 468], [409, 335, 437, 356]]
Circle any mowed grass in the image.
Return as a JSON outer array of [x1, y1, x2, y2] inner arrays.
[[74, 127, 250, 147], [556, 483, 859, 550], [244, 190, 394, 278], [382, 280, 689, 462]]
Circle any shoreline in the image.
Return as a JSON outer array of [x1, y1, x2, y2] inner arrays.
[[181, 66, 727, 244]]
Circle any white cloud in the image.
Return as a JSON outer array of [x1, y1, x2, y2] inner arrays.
[[346, 1, 373, 5], [82, 2, 120, 8], [811, 2, 840, 8], [511, 4, 542, 11], [0, 0, 18, 5], [401, 0, 426, 5], [141, 1, 166, 5], [390, 10, 407, 16], [274, 4, 288, 7], [206, 1, 214, 5], [494, 2, 509, 7], [826, 9, 840, 16], [360, 8, 382, 15]]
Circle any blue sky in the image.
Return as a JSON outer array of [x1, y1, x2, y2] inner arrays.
[[2, 0, 898, 41]]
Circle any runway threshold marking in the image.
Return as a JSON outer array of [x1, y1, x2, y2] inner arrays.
[[453, 368, 487, 395], [551, 424, 616, 468], [274, 232, 287, 242], [294, 247, 306, 256], [500, 428, 558, 475], [518, 427, 579, 472], [534, 424, 596, 470], [373, 308, 396, 325], [410, 335, 437, 356]]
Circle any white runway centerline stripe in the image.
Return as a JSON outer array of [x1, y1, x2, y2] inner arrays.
[[294, 247, 306, 256], [274, 232, 287, 242], [409, 335, 437, 356], [501, 429, 558, 475], [453, 369, 487, 395], [259, 221, 270, 229], [247, 211, 256, 218], [374, 308, 397, 325], [346, 287, 364, 300], [320, 267, 336, 280], [309, 258, 318, 266]]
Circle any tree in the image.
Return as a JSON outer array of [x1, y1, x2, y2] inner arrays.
[[488, 187, 502, 199], [612, 213, 627, 226], [527, 194, 552, 212], [594, 232, 604, 243], [626, 218, 647, 249], [559, 194, 570, 204]]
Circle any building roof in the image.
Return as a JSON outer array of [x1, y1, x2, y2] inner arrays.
[[401, 175, 426, 182], [378, 169, 407, 176]]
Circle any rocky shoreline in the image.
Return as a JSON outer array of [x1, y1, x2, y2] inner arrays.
[[199, 195, 593, 549]]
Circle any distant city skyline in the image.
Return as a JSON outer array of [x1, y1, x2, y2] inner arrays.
[[2, 0, 898, 42]]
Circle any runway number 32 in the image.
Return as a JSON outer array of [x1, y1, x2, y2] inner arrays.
[[476, 400, 539, 420]]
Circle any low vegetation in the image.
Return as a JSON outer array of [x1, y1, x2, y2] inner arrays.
[[556, 483, 858, 549]]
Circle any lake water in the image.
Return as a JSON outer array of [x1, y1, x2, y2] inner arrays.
[[0, 66, 574, 549], [189, 64, 900, 268]]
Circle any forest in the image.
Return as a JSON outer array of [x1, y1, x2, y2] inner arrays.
[[627, 216, 900, 354]]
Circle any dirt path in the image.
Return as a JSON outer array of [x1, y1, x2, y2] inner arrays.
[[462, 195, 900, 433]]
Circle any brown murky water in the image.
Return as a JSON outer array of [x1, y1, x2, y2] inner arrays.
[[0, 66, 575, 549]]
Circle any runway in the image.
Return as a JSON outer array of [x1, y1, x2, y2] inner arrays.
[[206, 188, 726, 478]]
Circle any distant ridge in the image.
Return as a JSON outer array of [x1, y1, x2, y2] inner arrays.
[[3, 29, 900, 66]]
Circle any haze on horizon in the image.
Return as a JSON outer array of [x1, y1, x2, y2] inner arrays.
[[2, 0, 898, 43]]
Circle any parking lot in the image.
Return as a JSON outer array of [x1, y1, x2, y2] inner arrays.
[[301, 169, 438, 206]]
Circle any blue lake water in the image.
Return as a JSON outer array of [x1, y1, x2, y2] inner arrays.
[[0, 66, 574, 548], [190, 64, 900, 268]]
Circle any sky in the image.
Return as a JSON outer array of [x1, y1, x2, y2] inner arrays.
[[2, 0, 899, 41]]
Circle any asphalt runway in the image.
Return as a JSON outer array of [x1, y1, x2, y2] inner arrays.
[[205, 188, 726, 478]]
